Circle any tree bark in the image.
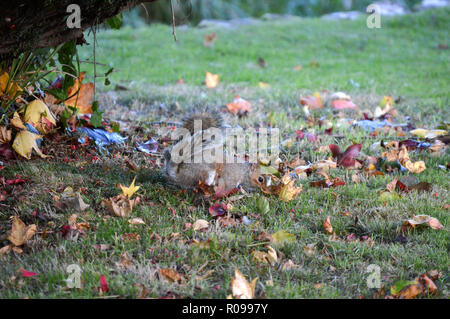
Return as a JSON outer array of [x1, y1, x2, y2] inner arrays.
[[0, 0, 157, 61]]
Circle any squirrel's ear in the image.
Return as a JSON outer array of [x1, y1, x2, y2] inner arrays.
[[163, 148, 171, 161]]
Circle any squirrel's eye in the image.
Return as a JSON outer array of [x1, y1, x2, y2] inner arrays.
[[258, 176, 264, 183]]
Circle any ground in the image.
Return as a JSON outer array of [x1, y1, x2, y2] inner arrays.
[[0, 9, 449, 298]]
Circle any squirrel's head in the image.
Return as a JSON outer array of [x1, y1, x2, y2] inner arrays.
[[248, 163, 279, 193]]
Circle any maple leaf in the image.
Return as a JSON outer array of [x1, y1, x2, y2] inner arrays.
[[329, 143, 362, 168], [120, 176, 140, 198], [7, 216, 37, 246], [299, 92, 322, 109], [323, 216, 333, 234], [278, 174, 302, 202], [231, 268, 257, 299]]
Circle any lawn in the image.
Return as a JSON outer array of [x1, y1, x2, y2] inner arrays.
[[0, 9, 448, 298]]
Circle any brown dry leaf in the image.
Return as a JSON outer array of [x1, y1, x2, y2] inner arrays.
[[10, 112, 25, 130], [7, 216, 37, 246], [102, 195, 139, 218], [128, 218, 145, 225], [203, 32, 217, 47], [226, 96, 251, 116], [402, 215, 443, 230], [116, 252, 133, 269], [281, 259, 301, 271], [68, 214, 90, 231], [65, 72, 94, 114], [0, 126, 12, 144], [160, 268, 183, 284], [231, 268, 257, 299], [205, 71, 219, 88], [323, 216, 333, 234], [299, 92, 322, 109], [252, 246, 278, 265], [386, 177, 399, 193], [192, 219, 209, 231], [0, 245, 12, 256]]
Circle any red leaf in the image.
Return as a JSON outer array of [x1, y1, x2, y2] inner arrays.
[[209, 203, 228, 217], [330, 144, 362, 167], [20, 269, 37, 277], [332, 99, 358, 110], [329, 144, 341, 158], [99, 274, 109, 293], [0, 143, 14, 160], [295, 130, 305, 140]]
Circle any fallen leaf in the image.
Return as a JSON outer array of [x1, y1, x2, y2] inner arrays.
[[226, 96, 251, 116], [205, 71, 219, 88], [331, 99, 358, 110], [12, 130, 47, 159], [0, 126, 12, 144], [252, 246, 278, 265], [402, 215, 443, 230], [299, 92, 322, 109], [160, 268, 183, 283], [8, 216, 37, 246], [192, 219, 209, 231], [10, 112, 25, 130], [271, 230, 296, 245], [278, 174, 302, 202], [55, 192, 89, 212], [119, 176, 140, 198], [99, 274, 109, 293], [102, 195, 139, 218], [231, 268, 257, 299], [116, 252, 133, 269], [65, 72, 94, 114], [128, 217, 145, 225], [20, 269, 37, 278], [390, 280, 422, 299], [329, 143, 362, 168], [23, 99, 57, 134], [203, 32, 217, 47], [303, 243, 317, 256], [323, 216, 333, 234], [410, 129, 447, 139]]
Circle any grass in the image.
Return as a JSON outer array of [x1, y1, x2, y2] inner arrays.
[[0, 9, 449, 298]]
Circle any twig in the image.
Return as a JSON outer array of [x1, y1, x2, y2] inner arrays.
[[170, 0, 177, 42]]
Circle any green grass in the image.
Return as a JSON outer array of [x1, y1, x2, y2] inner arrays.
[[0, 9, 449, 299]]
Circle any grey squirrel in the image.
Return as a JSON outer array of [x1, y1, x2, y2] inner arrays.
[[163, 111, 270, 192]]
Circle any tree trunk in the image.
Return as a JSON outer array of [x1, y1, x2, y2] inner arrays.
[[0, 0, 157, 61]]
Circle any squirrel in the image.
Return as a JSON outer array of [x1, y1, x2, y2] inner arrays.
[[163, 110, 271, 192]]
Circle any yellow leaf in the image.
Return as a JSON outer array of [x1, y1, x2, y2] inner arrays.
[[101, 195, 138, 218], [258, 82, 270, 89], [0, 126, 12, 144], [120, 176, 140, 198], [10, 112, 25, 130], [12, 130, 47, 159], [278, 174, 302, 202], [24, 99, 57, 134], [7, 216, 37, 246], [205, 71, 219, 88], [0, 71, 22, 98], [403, 215, 443, 230], [231, 268, 257, 299], [271, 230, 296, 245], [398, 146, 426, 173], [252, 246, 278, 264], [410, 129, 447, 139]]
